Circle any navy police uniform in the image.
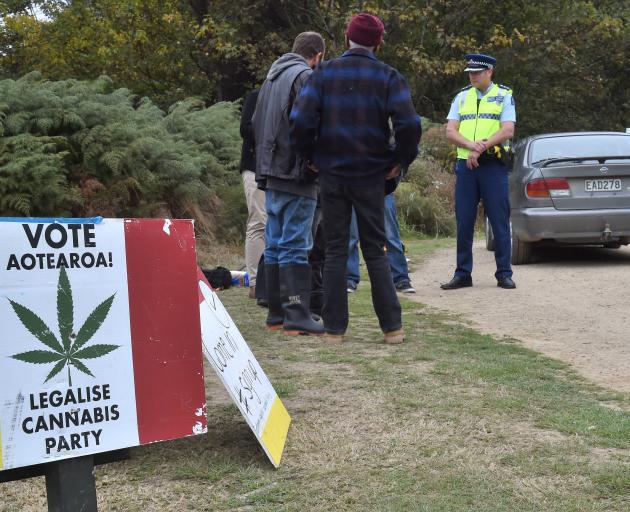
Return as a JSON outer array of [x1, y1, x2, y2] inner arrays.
[[444, 53, 516, 288]]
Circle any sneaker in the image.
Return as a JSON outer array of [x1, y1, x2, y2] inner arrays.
[[395, 281, 415, 294], [347, 282, 358, 293]]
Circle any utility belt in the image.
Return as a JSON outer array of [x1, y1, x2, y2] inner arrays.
[[478, 145, 513, 168]]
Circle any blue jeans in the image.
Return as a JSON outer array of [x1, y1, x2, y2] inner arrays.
[[264, 189, 317, 266], [454, 158, 512, 279], [347, 194, 410, 285]]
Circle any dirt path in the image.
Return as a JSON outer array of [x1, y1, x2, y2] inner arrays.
[[408, 239, 630, 393]]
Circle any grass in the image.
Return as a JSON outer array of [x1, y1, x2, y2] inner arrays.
[[402, 235, 455, 268], [1, 237, 629, 511]]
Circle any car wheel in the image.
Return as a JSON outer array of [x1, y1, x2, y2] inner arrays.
[[511, 230, 532, 265], [484, 216, 495, 252]]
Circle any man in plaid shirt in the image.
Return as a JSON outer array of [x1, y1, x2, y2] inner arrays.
[[290, 12, 421, 345]]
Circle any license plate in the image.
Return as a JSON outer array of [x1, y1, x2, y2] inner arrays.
[[585, 178, 622, 192]]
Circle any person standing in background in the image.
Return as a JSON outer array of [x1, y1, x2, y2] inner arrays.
[[290, 13, 421, 345], [253, 32, 326, 336], [441, 53, 516, 290], [346, 193, 415, 294], [239, 89, 266, 299]]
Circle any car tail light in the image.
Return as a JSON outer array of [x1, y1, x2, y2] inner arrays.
[[526, 179, 549, 197], [526, 178, 571, 198]]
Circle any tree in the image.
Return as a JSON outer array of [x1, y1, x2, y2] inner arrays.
[[1, 0, 209, 106], [2, 1, 630, 132]]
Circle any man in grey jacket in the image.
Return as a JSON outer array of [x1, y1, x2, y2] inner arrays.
[[253, 32, 325, 336]]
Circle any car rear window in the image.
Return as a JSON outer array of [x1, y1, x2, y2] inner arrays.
[[530, 135, 630, 165]]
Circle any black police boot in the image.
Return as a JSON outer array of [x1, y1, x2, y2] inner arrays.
[[265, 264, 283, 330], [280, 265, 324, 336], [440, 275, 473, 290], [497, 276, 516, 289]]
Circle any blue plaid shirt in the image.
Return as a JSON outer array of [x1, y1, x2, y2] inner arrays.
[[290, 48, 421, 183]]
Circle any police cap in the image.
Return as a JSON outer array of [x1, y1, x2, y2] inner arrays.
[[464, 53, 496, 72]]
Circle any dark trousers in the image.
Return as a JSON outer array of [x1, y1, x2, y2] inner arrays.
[[309, 206, 325, 315], [455, 158, 513, 279], [320, 177, 401, 335]]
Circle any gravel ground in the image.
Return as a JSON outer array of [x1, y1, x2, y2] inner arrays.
[[408, 239, 630, 393]]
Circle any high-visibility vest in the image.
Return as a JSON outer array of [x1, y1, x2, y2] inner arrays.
[[457, 83, 512, 159]]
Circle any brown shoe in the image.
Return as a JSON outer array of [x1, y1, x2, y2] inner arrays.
[[283, 328, 323, 337], [248, 285, 256, 299], [323, 333, 344, 345], [384, 329, 405, 344]]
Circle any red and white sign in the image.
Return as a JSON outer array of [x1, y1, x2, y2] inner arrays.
[[0, 218, 207, 471]]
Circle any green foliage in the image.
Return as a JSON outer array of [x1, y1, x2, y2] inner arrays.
[[361, 0, 630, 135], [3, 1, 628, 239], [396, 125, 456, 237], [0, 132, 76, 216], [396, 182, 455, 237], [418, 123, 455, 169], [214, 182, 248, 245], [1, 1, 209, 106], [0, 74, 244, 240], [5, 1, 626, 135]]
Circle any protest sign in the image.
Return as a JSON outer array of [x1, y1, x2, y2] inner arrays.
[[198, 268, 291, 467], [0, 218, 207, 471]]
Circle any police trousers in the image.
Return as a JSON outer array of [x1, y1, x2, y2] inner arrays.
[[454, 158, 513, 279]]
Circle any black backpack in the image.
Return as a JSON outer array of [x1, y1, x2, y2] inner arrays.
[[201, 266, 232, 290]]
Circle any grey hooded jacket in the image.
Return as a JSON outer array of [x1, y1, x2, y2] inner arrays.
[[253, 53, 316, 197]]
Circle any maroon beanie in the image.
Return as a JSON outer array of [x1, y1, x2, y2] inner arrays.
[[346, 13, 385, 48]]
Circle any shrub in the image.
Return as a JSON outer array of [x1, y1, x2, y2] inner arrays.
[[0, 133, 78, 216], [214, 182, 248, 244], [397, 124, 456, 237], [0, 73, 245, 242], [419, 124, 456, 169], [396, 182, 455, 237]]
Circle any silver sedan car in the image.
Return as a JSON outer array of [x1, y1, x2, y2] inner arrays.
[[485, 131, 630, 264]]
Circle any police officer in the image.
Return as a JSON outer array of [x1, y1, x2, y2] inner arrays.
[[441, 53, 516, 290]]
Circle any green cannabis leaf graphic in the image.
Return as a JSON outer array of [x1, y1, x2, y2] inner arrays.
[[9, 267, 119, 386]]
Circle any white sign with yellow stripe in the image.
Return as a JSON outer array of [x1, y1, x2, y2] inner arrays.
[[197, 268, 290, 467]]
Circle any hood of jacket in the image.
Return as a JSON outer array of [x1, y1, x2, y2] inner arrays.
[[266, 53, 310, 81]]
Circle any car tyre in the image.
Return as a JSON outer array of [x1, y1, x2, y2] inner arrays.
[[484, 216, 495, 252], [511, 231, 532, 265]]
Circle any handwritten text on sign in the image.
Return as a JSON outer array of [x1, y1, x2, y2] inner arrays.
[[199, 281, 274, 435], [198, 272, 291, 467]]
